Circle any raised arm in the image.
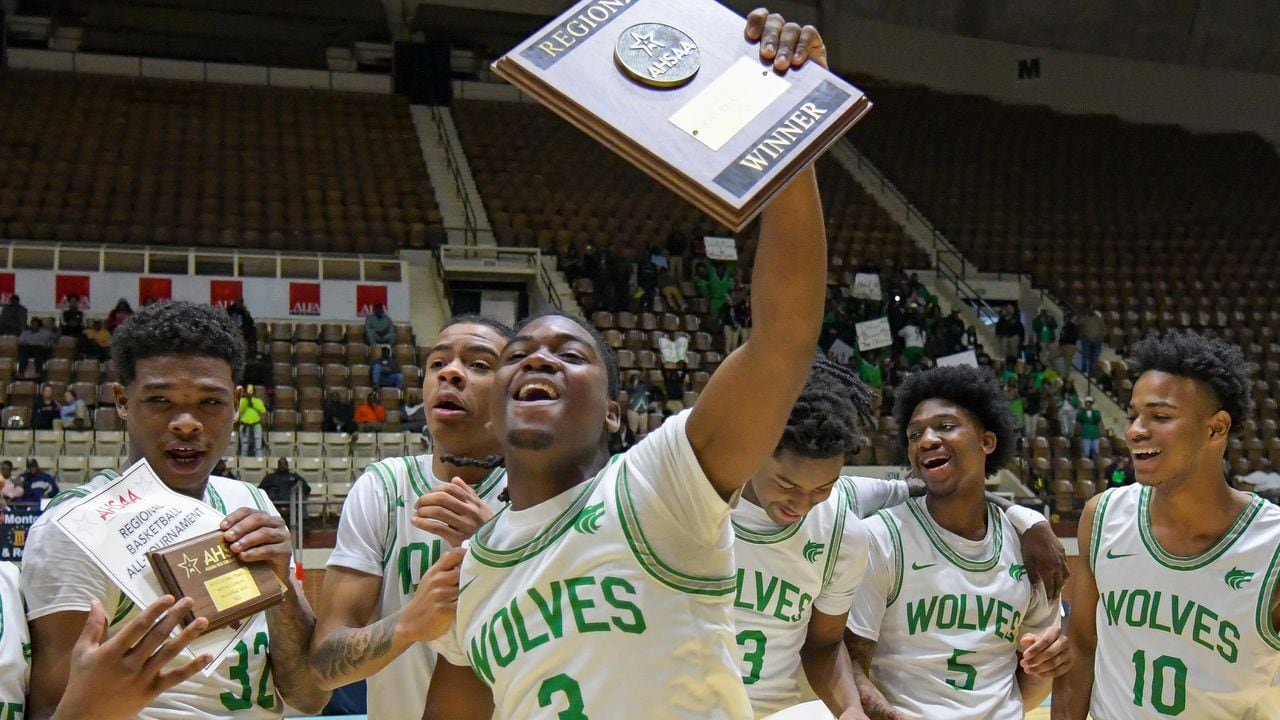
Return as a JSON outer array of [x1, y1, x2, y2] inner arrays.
[[802, 611, 868, 719], [1051, 494, 1102, 720], [688, 11, 830, 498]]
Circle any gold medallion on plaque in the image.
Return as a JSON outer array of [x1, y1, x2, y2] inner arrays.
[[614, 23, 701, 88]]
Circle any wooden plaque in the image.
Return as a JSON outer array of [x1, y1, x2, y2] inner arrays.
[[492, 0, 872, 231], [147, 530, 286, 634]]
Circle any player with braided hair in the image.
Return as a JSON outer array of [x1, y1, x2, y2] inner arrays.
[[734, 360, 1069, 718]]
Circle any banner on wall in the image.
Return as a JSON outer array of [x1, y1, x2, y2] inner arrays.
[[210, 280, 243, 309], [289, 282, 321, 316], [0, 273, 13, 304], [356, 285, 388, 317], [56, 275, 91, 309], [138, 277, 172, 305]]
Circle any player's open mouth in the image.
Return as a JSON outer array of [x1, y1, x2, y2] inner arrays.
[[513, 379, 561, 403], [165, 447, 206, 467], [1132, 448, 1161, 463], [432, 396, 467, 417], [921, 454, 951, 471], [776, 506, 802, 522]]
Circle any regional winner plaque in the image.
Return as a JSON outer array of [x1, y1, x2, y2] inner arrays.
[[148, 530, 286, 634], [492, 0, 871, 231]]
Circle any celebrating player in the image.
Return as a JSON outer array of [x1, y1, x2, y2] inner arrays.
[[422, 11, 831, 717], [731, 359, 873, 719], [310, 315, 512, 718], [845, 366, 1070, 719], [1053, 331, 1280, 719], [21, 301, 331, 719]]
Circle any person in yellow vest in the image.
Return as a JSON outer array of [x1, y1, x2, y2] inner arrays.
[[238, 383, 267, 457]]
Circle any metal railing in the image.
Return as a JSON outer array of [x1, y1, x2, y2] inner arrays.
[[427, 107, 482, 246], [436, 243, 565, 311]]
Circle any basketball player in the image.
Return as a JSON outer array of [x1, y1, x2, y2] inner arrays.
[[22, 301, 331, 719], [420, 11, 830, 716], [736, 361, 1068, 719], [845, 366, 1070, 719], [1053, 331, 1280, 719], [731, 359, 873, 719], [3, 562, 214, 720], [310, 315, 513, 719]]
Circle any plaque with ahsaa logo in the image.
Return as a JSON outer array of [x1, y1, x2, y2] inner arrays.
[[148, 530, 286, 634], [491, 0, 871, 232]]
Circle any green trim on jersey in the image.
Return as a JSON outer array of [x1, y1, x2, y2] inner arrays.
[[732, 515, 805, 545], [906, 499, 1004, 573], [1255, 540, 1280, 652], [875, 510, 905, 607], [819, 481, 851, 590], [475, 467, 507, 500], [367, 461, 401, 568], [1138, 487, 1264, 571], [470, 458, 614, 568], [47, 469, 118, 509], [1089, 488, 1115, 575], [840, 476, 859, 515], [402, 456, 430, 498], [615, 462, 736, 597], [110, 591, 135, 628], [206, 482, 227, 513]]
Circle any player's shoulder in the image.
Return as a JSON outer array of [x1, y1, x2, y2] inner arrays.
[[0, 561, 17, 588], [41, 469, 119, 514], [360, 454, 436, 491]]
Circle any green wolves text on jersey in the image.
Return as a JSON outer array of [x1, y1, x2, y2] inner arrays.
[[328, 456, 507, 720], [847, 497, 1057, 720], [432, 411, 752, 720], [1088, 485, 1280, 718], [730, 477, 869, 717]]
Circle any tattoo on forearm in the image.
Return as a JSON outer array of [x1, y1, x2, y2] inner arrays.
[[312, 616, 397, 681], [847, 636, 898, 720]]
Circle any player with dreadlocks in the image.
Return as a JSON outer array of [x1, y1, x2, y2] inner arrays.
[[732, 360, 1065, 719], [731, 358, 875, 719]]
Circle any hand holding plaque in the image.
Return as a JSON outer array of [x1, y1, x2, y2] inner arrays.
[[148, 530, 286, 634], [492, 0, 870, 231]]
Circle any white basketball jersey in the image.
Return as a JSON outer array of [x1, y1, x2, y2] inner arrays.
[[1088, 485, 1280, 719], [22, 471, 281, 720], [847, 497, 1057, 720], [433, 411, 752, 719], [732, 478, 868, 718], [0, 563, 28, 720], [327, 456, 507, 720]]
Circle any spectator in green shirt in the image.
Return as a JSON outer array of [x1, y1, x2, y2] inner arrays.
[[238, 383, 267, 457], [1077, 396, 1102, 458]]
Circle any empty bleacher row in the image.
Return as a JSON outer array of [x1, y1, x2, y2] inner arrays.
[[0, 69, 440, 253], [844, 76, 1280, 473]]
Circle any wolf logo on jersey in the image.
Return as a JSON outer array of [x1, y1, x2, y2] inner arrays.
[[731, 477, 869, 717], [848, 498, 1058, 720], [22, 471, 284, 720], [432, 412, 753, 720], [1089, 484, 1280, 719], [328, 456, 507, 720]]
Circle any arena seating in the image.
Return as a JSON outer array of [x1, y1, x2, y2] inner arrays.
[[0, 69, 440, 253], [845, 77, 1280, 480]]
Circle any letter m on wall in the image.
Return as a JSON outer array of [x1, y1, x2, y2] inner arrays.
[[1017, 58, 1041, 80]]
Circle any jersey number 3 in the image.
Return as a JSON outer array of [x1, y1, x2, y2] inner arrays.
[[537, 673, 588, 720]]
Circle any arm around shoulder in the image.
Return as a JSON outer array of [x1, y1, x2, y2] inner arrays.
[[1050, 493, 1103, 720]]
